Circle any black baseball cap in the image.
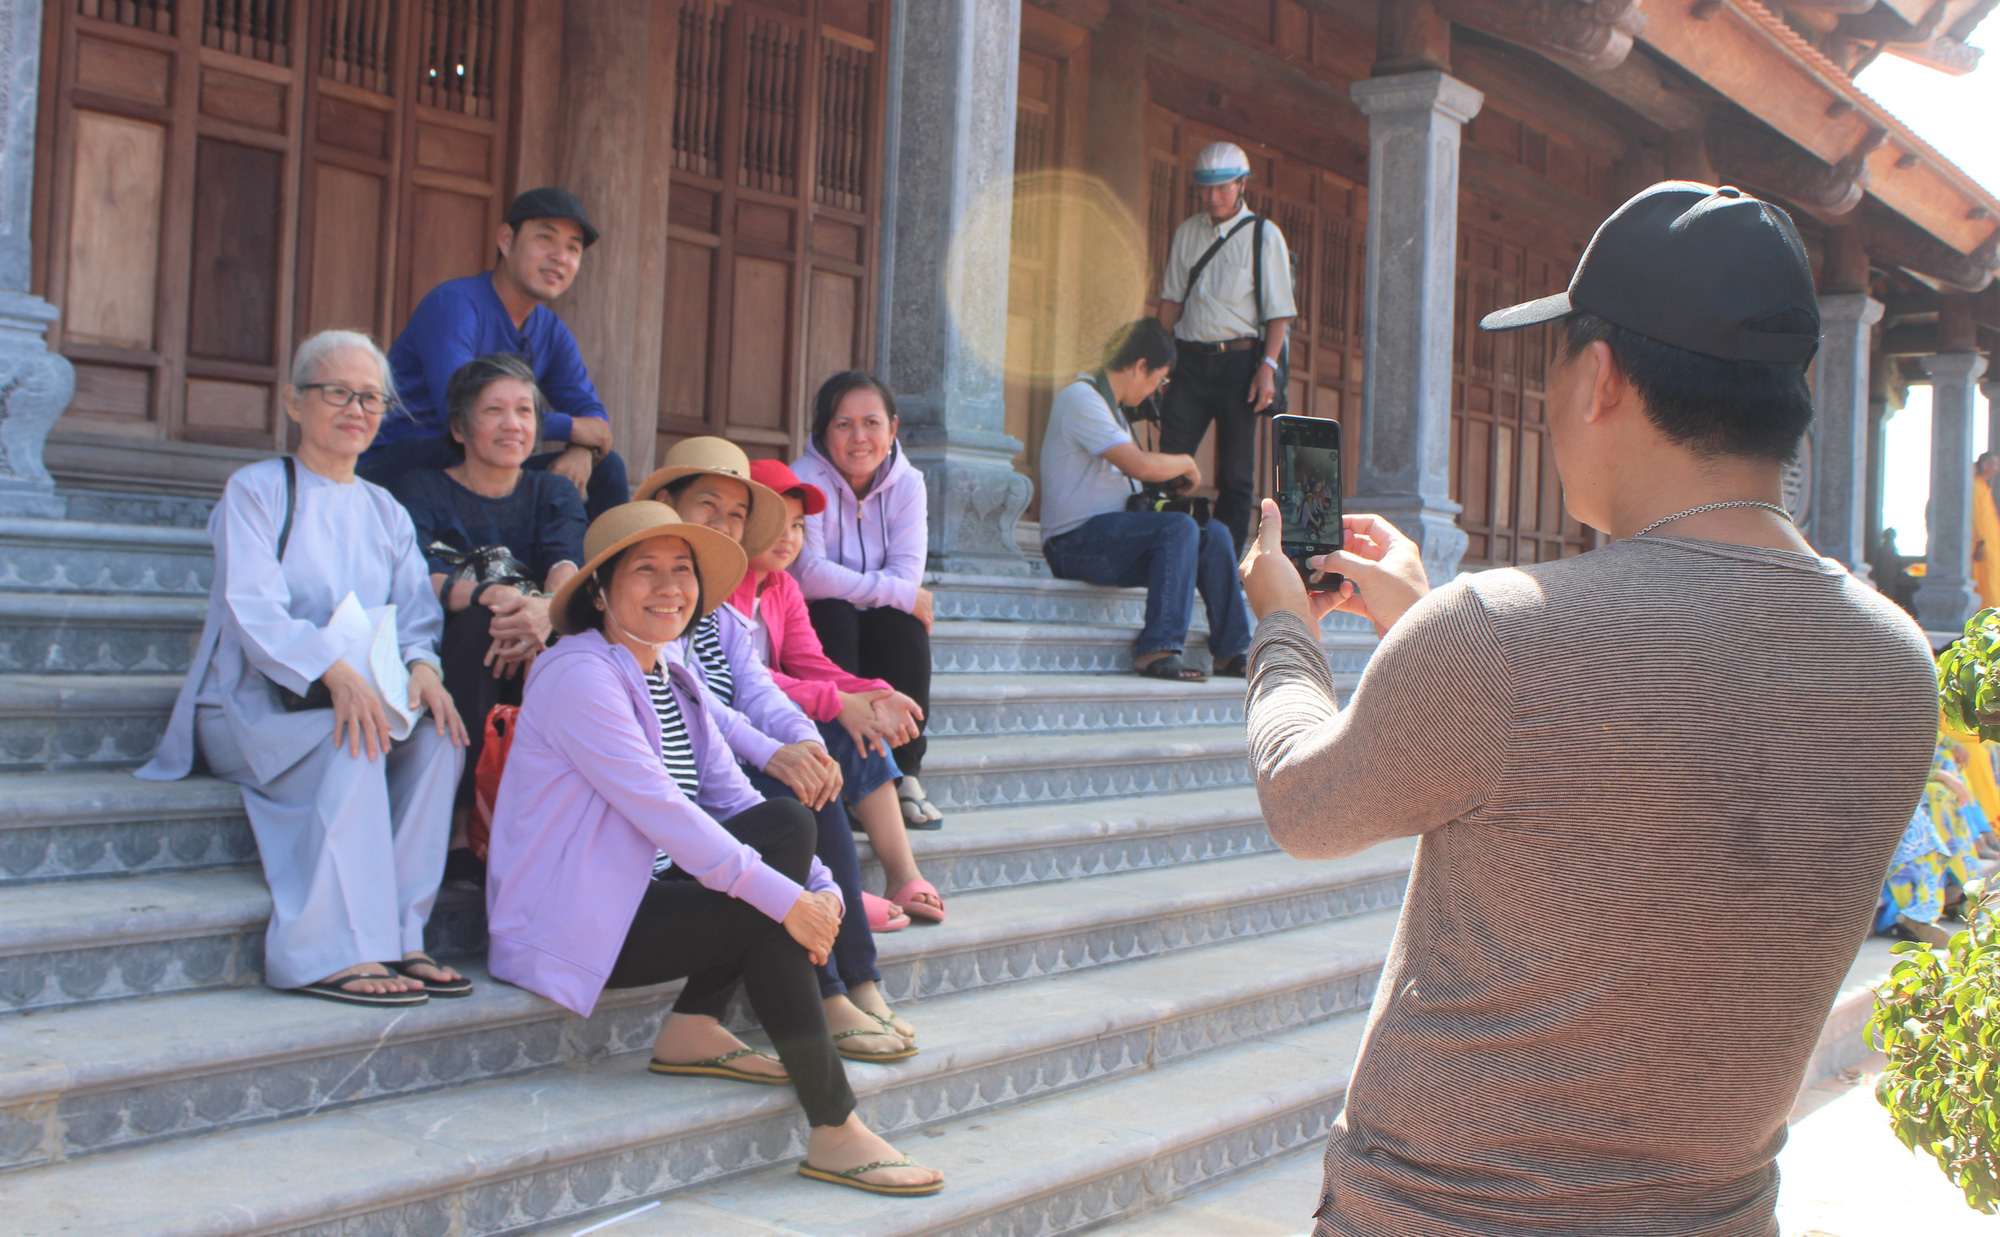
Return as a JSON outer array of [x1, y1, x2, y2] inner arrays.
[[1480, 181, 1819, 366], [504, 187, 599, 248]]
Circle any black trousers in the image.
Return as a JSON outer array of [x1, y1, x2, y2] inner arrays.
[[606, 798, 856, 1129], [807, 599, 930, 778], [438, 604, 524, 806], [1159, 346, 1264, 555]]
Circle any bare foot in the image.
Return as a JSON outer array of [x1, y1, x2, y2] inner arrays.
[[806, 1114, 943, 1189], [846, 981, 915, 1041], [652, 1013, 788, 1079], [316, 963, 419, 995], [826, 994, 907, 1055], [400, 952, 463, 984]]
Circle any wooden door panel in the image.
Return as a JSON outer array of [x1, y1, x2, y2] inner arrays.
[[75, 36, 170, 107], [804, 269, 857, 399], [728, 255, 793, 431], [306, 165, 384, 334], [662, 240, 716, 429], [187, 137, 284, 365], [64, 111, 165, 351], [185, 377, 274, 435], [68, 363, 154, 424], [406, 187, 490, 318]]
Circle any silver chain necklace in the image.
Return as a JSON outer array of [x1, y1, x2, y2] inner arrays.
[[1633, 500, 1794, 539]]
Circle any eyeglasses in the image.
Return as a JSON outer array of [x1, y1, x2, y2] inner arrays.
[[300, 383, 391, 415]]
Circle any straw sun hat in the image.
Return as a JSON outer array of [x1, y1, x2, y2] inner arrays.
[[550, 502, 748, 636], [634, 437, 787, 558]]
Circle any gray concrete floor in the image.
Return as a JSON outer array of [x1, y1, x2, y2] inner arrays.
[[1092, 1059, 2000, 1237]]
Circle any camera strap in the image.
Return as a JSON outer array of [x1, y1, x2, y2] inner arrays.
[[1088, 369, 1141, 497]]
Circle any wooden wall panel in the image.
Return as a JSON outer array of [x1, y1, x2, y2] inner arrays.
[[68, 363, 153, 421], [306, 165, 384, 333], [728, 255, 791, 430], [185, 377, 274, 435], [661, 239, 715, 425], [804, 269, 856, 398], [406, 187, 490, 319], [75, 37, 170, 106], [188, 138, 284, 364], [64, 111, 165, 351]]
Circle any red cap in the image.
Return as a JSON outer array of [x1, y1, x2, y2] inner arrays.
[[750, 457, 826, 515]]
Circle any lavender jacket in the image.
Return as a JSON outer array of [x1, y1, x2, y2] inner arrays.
[[658, 601, 818, 770], [791, 436, 928, 614], [485, 629, 840, 1017]]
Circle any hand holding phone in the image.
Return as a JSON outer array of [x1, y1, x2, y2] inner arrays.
[[1272, 415, 1344, 593]]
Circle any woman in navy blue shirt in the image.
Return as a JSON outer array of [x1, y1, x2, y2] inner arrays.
[[391, 354, 586, 822]]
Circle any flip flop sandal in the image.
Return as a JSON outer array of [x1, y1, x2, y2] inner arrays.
[[648, 1047, 790, 1085], [797, 1157, 943, 1196], [866, 1009, 917, 1041], [1134, 653, 1205, 681], [295, 970, 429, 1008], [863, 891, 911, 932], [887, 876, 946, 924], [897, 777, 945, 830], [833, 1027, 919, 1062], [389, 954, 474, 997]]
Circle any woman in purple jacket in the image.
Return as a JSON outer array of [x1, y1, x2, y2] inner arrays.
[[792, 372, 942, 828], [484, 501, 942, 1197]]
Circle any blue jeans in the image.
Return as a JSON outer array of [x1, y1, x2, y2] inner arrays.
[[1043, 510, 1253, 661], [359, 433, 631, 520], [818, 719, 900, 804], [746, 766, 880, 1000]]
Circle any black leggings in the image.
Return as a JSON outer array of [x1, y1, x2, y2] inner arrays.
[[438, 604, 524, 806], [606, 798, 856, 1129], [807, 599, 930, 777]]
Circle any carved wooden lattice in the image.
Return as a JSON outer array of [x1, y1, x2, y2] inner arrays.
[[320, 0, 395, 95], [815, 37, 871, 212], [202, 0, 289, 63], [1147, 157, 1178, 291], [1274, 196, 1312, 335], [740, 16, 803, 196], [1319, 212, 1354, 348], [416, 0, 498, 119], [675, 0, 726, 178], [77, 0, 174, 33]]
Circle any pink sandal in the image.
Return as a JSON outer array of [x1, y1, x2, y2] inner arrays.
[[863, 892, 910, 932], [888, 878, 946, 924]]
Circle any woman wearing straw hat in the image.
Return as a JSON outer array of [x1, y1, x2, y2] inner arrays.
[[485, 502, 943, 1196], [637, 438, 916, 1061]]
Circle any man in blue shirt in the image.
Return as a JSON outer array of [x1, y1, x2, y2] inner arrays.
[[361, 187, 631, 517]]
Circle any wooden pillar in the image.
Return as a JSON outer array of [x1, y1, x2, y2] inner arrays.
[[551, 0, 677, 480], [1085, 0, 1149, 226], [1665, 129, 1716, 186], [1374, 0, 1452, 75]]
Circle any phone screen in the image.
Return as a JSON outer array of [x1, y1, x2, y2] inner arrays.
[[1276, 442, 1342, 552]]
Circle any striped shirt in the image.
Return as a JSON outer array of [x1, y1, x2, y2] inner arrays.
[[646, 665, 701, 878], [1246, 536, 1936, 1236], [688, 612, 735, 707]]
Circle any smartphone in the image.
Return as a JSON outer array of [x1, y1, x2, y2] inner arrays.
[[1272, 415, 1343, 592]]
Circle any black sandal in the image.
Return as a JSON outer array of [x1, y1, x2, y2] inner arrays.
[[295, 967, 429, 1007], [389, 953, 474, 998], [1211, 655, 1248, 678], [1134, 652, 1206, 681]]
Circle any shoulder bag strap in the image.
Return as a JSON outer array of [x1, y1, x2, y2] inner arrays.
[[1184, 215, 1259, 301], [1088, 370, 1141, 495], [278, 456, 297, 561]]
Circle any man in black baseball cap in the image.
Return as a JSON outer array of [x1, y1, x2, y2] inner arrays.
[[1233, 182, 1935, 1236], [364, 186, 629, 517]]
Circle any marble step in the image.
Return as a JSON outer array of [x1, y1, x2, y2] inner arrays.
[[0, 593, 206, 675], [619, 1015, 1368, 1237], [925, 672, 1252, 739], [0, 829, 1411, 1016], [863, 786, 1278, 898], [917, 725, 1250, 813], [0, 906, 1397, 1173], [0, 518, 212, 597], [0, 771, 255, 885], [931, 571, 1375, 642], [0, 918, 1388, 1234], [0, 674, 183, 771]]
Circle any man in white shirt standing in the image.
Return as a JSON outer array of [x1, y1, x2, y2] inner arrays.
[[1039, 319, 1255, 682], [1157, 141, 1297, 557]]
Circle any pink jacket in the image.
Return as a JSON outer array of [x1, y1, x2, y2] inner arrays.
[[790, 436, 928, 613], [728, 567, 894, 723], [484, 629, 840, 1017]]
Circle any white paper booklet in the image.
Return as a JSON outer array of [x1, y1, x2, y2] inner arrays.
[[326, 592, 423, 740]]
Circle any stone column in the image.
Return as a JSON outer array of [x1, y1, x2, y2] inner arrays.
[[1983, 378, 2000, 465], [1915, 350, 1988, 631], [878, 0, 1032, 575], [0, 0, 73, 518], [1349, 71, 1482, 582], [1808, 293, 1882, 579]]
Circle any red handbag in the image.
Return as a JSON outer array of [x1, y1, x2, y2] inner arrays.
[[468, 705, 521, 862]]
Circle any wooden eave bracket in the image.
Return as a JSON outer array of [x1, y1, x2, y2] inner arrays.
[[1434, 0, 1651, 70], [1637, 0, 2000, 270]]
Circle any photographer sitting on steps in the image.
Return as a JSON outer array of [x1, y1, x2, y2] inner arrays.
[[1038, 318, 1254, 682]]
